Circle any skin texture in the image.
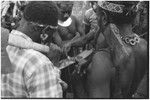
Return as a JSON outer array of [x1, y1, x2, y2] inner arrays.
[[72, 5, 147, 98], [17, 18, 42, 43], [53, 2, 85, 98], [54, 2, 84, 55], [86, 51, 114, 98]]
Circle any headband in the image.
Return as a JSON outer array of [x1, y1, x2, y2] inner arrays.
[[98, 1, 125, 13], [30, 22, 58, 29]]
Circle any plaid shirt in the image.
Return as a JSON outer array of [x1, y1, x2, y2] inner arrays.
[[1, 30, 63, 98]]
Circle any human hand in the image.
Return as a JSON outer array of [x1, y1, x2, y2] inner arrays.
[[58, 79, 68, 91], [46, 43, 62, 65], [62, 42, 71, 54], [50, 43, 62, 52]]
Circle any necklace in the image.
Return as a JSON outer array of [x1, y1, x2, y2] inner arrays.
[[58, 17, 72, 27], [121, 34, 140, 46]]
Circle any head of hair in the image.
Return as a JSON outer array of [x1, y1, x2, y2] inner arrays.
[[23, 1, 58, 26], [89, 1, 98, 6], [56, 1, 74, 8], [97, 1, 138, 25]]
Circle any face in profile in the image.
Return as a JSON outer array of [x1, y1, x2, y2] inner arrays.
[[57, 1, 74, 22]]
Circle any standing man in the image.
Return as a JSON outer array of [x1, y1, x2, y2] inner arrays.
[[2, 1, 63, 98], [53, 1, 85, 98], [54, 1, 84, 56], [85, 1, 147, 98]]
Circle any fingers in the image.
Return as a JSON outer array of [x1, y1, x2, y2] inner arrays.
[[62, 43, 71, 54], [50, 43, 62, 52]]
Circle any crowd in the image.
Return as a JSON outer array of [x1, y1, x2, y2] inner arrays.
[[1, 1, 148, 98]]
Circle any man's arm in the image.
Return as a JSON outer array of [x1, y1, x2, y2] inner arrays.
[[53, 31, 74, 48], [24, 60, 62, 98], [70, 19, 99, 47], [53, 31, 63, 47]]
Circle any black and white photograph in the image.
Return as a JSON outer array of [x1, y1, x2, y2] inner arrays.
[[1, 0, 149, 99]]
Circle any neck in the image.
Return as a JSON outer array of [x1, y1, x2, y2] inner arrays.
[[117, 24, 133, 37], [16, 26, 40, 43], [17, 27, 27, 35]]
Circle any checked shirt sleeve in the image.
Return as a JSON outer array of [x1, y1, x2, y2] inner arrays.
[[24, 60, 62, 98]]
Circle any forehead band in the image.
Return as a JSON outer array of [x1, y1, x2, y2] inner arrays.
[[98, 1, 124, 13]]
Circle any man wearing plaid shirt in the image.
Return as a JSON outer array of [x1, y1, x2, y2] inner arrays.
[[1, 1, 63, 98]]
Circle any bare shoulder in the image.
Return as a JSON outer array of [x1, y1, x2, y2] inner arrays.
[[71, 15, 80, 24], [133, 37, 147, 56], [71, 15, 83, 29], [92, 50, 111, 63], [137, 38, 147, 51]]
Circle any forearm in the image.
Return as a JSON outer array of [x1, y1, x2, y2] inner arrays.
[[71, 22, 99, 47], [69, 35, 87, 47], [71, 29, 96, 47]]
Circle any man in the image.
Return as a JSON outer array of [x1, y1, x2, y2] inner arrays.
[[54, 1, 84, 57], [69, 1, 147, 98], [1, 1, 63, 98], [52, 1, 85, 98], [85, 1, 147, 98]]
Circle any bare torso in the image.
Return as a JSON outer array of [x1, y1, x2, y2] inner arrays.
[[58, 16, 78, 41]]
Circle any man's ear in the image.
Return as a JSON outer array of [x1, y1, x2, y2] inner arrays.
[[27, 21, 38, 32], [101, 11, 108, 26]]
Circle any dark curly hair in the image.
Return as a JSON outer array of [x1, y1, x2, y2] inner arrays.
[[23, 1, 58, 26], [97, 1, 138, 25]]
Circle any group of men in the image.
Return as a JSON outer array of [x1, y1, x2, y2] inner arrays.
[[1, 1, 148, 98]]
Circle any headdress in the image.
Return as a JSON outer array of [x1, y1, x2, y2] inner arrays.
[[98, 1, 124, 13]]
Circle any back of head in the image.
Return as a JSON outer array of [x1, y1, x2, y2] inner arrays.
[[23, 1, 58, 26], [96, 2, 139, 66]]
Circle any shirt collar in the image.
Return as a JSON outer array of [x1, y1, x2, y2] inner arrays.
[[11, 30, 32, 42]]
